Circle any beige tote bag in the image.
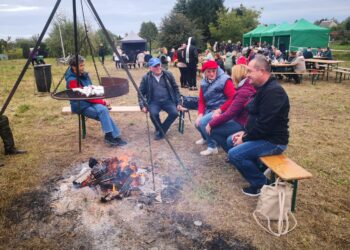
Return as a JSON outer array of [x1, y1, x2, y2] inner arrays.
[[253, 178, 297, 236]]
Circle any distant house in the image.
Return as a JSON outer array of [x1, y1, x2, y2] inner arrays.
[[320, 20, 337, 28]]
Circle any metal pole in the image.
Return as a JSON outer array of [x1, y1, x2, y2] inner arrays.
[[0, 0, 62, 116], [58, 20, 66, 58], [73, 0, 82, 153]]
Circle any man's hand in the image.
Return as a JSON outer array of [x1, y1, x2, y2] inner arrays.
[[141, 107, 148, 113], [195, 114, 203, 127], [232, 131, 245, 146], [177, 105, 185, 111], [105, 101, 112, 110], [205, 124, 211, 135]]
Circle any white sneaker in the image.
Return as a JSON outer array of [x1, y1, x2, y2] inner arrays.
[[200, 147, 218, 156], [195, 138, 206, 145]]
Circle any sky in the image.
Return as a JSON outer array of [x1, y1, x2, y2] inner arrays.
[[0, 0, 349, 40]]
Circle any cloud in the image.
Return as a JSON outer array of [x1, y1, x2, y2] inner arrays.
[[0, 4, 41, 12]]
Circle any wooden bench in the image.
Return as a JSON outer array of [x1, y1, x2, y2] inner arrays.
[[271, 71, 322, 85], [334, 69, 350, 83], [259, 154, 312, 212], [62, 106, 140, 138]]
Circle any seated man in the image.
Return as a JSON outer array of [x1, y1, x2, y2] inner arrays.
[[228, 55, 290, 196], [138, 58, 183, 140], [289, 51, 306, 84], [65, 55, 127, 147], [0, 115, 27, 167]]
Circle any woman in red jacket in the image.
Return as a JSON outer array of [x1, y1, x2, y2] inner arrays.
[[205, 64, 256, 152]]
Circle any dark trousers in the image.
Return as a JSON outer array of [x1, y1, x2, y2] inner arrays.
[[0, 115, 15, 152], [210, 120, 243, 152], [187, 66, 197, 88], [179, 67, 188, 87], [148, 100, 178, 136]]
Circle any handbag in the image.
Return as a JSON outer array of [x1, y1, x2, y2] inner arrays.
[[180, 95, 199, 110], [253, 178, 297, 237]]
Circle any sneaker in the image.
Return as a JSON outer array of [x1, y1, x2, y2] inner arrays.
[[242, 186, 261, 197], [200, 147, 218, 156], [195, 138, 206, 145], [115, 137, 127, 146]]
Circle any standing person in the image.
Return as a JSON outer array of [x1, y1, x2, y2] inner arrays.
[[136, 50, 145, 68], [159, 47, 169, 70], [195, 61, 235, 156], [228, 55, 290, 196], [177, 43, 188, 88], [65, 55, 127, 147], [205, 64, 256, 152], [138, 58, 183, 140], [113, 52, 121, 69], [0, 115, 27, 166], [185, 37, 199, 91], [224, 51, 234, 76], [98, 43, 105, 65], [215, 53, 224, 71]]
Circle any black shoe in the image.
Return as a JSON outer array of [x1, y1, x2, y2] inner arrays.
[[114, 137, 127, 146], [242, 186, 261, 197], [154, 132, 164, 140], [104, 137, 118, 146], [5, 148, 27, 155]]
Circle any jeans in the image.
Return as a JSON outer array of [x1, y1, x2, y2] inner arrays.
[[228, 140, 287, 188], [81, 104, 121, 138], [195, 112, 217, 148], [187, 66, 197, 88], [148, 100, 178, 135], [210, 120, 243, 152]]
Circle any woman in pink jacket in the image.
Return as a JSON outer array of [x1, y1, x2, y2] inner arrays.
[[205, 64, 256, 152]]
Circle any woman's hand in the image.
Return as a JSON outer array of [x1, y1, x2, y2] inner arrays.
[[205, 124, 211, 135], [195, 114, 203, 127], [141, 107, 148, 113]]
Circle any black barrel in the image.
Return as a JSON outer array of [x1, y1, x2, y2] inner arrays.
[[34, 64, 52, 92]]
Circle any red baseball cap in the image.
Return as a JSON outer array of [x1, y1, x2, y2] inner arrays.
[[201, 60, 218, 72]]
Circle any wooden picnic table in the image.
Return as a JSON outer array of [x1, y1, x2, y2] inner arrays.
[[271, 63, 294, 73], [305, 59, 345, 81]]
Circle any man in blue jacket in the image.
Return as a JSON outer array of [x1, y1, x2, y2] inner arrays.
[[228, 55, 290, 196], [65, 55, 126, 147], [138, 58, 183, 140]]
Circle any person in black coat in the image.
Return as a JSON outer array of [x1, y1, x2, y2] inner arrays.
[[228, 55, 290, 196], [185, 37, 199, 90]]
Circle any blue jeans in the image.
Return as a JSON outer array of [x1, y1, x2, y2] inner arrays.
[[148, 100, 178, 135], [209, 120, 243, 152], [195, 112, 217, 148], [228, 140, 287, 188], [81, 104, 121, 138]]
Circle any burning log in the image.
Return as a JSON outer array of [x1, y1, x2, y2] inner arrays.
[[73, 156, 144, 202]]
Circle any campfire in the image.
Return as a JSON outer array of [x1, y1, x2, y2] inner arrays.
[[73, 156, 146, 202]]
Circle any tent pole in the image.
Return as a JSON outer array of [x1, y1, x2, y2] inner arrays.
[[289, 36, 292, 52]]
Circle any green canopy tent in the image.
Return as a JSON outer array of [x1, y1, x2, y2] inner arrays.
[[243, 25, 265, 47], [250, 25, 269, 45], [257, 24, 276, 45], [274, 19, 329, 51]]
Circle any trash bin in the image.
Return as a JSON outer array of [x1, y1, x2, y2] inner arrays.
[[34, 64, 52, 92]]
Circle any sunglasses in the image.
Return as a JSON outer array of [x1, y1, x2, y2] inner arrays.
[[152, 64, 161, 68]]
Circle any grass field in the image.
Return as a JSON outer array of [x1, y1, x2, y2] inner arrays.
[[0, 57, 349, 249]]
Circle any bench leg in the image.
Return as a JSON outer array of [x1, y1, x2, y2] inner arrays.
[[291, 180, 298, 212], [178, 111, 185, 134]]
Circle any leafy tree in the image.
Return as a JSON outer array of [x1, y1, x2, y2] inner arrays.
[[209, 5, 261, 43], [94, 28, 120, 55], [45, 17, 90, 58], [158, 12, 203, 50], [173, 0, 224, 40], [139, 21, 158, 52]]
